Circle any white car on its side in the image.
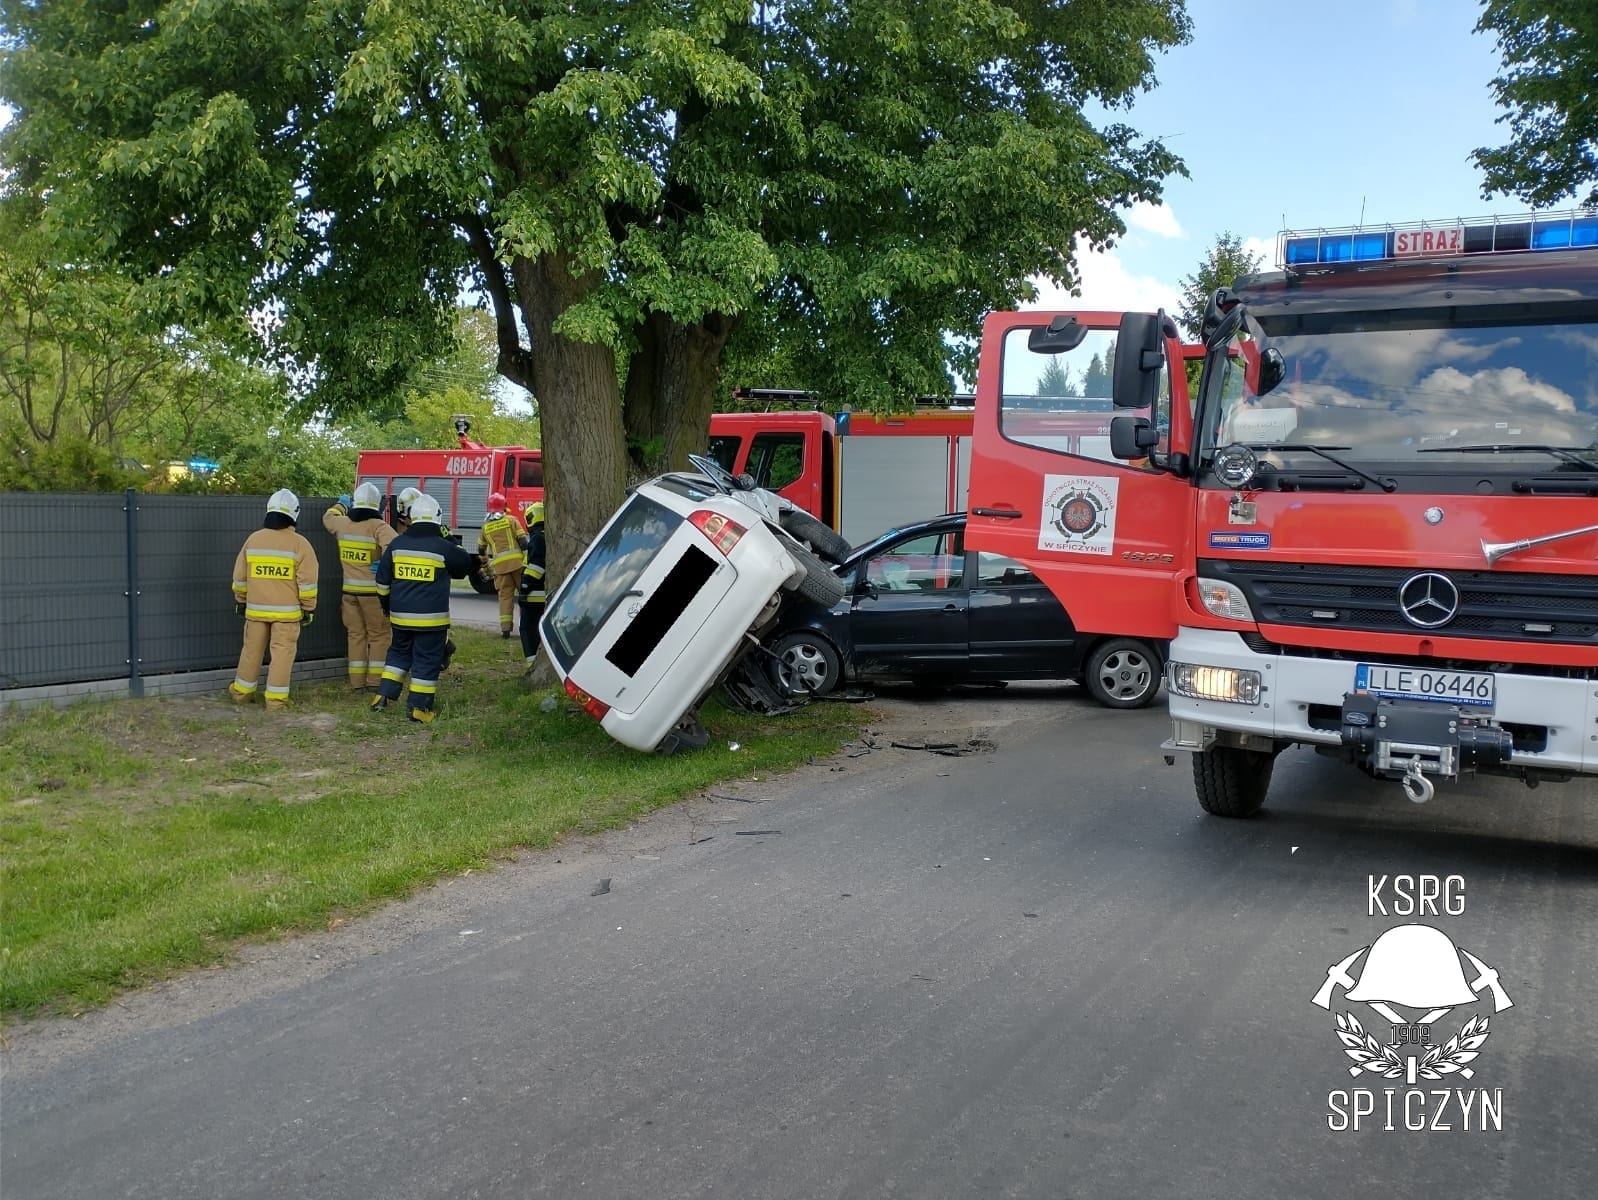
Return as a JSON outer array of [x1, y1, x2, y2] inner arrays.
[[539, 456, 848, 753]]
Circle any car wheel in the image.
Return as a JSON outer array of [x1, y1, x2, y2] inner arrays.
[[766, 631, 842, 698], [783, 544, 847, 607], [1083, 639, 1161, 709], [468, 565, 495, 595], [655, 711, 710, 756], [1193, 746, 1274, 817], [778, 508, 851, 565]]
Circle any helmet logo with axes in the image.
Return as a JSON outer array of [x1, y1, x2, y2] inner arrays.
[[1312, 923, 1513, 1086]]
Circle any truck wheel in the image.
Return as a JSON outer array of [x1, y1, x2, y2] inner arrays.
[[783, 545, 847, 608], [1083, 638, 1161, 709], [1193, 746, 1274, 818], [468, 565, 495, 595], [766, 631, 843, 697], [779, 508, 851, 565]]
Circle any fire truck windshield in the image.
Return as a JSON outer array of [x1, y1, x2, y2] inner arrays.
[[1197, 311, 1598, 477]]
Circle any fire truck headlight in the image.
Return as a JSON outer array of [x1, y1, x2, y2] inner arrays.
[[1169, 663, 1262, 706], [1195, 577, 1253, 622]]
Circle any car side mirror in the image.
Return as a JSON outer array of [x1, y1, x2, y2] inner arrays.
[[1110, 415, 1161, 460], [856, 578, 879, 600]]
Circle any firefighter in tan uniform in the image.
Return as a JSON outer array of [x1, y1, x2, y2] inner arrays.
[[323, 482, 396, 690], [478, 491, 525, 638], [229, 489, 319, 709]]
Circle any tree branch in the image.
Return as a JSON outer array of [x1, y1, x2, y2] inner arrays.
[[459, 210, 533, 392]]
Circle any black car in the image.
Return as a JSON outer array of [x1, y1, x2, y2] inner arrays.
[[764, 513, 1165, 708]]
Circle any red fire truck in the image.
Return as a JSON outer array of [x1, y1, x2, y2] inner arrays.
[[964, 212, 1598, 816], [354, 418, 543, 594], [705, 373, 1201, 545]]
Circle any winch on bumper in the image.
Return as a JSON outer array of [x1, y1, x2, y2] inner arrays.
[[1338, 692, 1515, 803]]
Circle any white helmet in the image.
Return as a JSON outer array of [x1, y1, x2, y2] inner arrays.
[[352, 482, 382, 510], [395, 486, 422, 517], [266, 488, 300, 522], [409, 493, 443, 524]]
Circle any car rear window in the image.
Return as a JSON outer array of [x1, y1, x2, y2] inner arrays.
[[544, 494, 684, 670]]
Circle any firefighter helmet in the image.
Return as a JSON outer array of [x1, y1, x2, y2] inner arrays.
[[395, 486, 422, 518], [352, 482, 382, 511], [523, 500, 545, 526], [409, 493, 443, 525], [1345, 924, 1476, 1008], [266, 488, 301, 522], [487, 491, 507, 514]]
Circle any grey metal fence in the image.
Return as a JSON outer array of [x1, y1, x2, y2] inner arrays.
[[1, 491, 348, 693]]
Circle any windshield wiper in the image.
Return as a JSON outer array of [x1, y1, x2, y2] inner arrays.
[[1416, 444, 1598, 472], [1243, 444, 1399, 493]]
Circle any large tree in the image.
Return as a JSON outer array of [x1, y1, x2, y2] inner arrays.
[[1474, 0, 1598, 207], [1176, 231, 1262, 342], [0, 0, 1191, 575]]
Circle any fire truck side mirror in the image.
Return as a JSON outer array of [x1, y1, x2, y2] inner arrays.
[[1258, 348, 1286, 397], [1109, 415, 1161, 460], [1026, 315, 1089, 354], [1112, 312, 1165, 410]]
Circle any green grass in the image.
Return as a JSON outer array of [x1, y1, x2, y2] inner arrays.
[[0, 631, 864, 1019]]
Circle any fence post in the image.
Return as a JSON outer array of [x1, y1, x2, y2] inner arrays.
[[124, 487, 143, 698]]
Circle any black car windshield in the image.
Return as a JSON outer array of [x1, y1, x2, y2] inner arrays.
[[1198, 311, 1598, 469], [543, 494, 683, 670]]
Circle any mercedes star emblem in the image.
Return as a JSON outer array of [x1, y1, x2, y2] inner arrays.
[[1397, 572, 1461, 628], [1423, 506, 1445, 526]]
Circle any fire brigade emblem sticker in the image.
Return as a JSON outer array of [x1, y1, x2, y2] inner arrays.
[[1316, 874, 1512, 1132], [1039, 474, 1118, 555]]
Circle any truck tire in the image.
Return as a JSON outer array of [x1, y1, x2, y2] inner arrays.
[[778, 508, 851, 565], [1193, 746, 1274, 818], [783, 545, 847, 608], [766, 630, 844, 697], [1082, 638, 1162, 709], [468, 564, 495, 595]]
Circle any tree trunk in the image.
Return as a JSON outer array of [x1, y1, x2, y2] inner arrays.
[[511, 252, 629, 591], [623, 312, 736, 475]]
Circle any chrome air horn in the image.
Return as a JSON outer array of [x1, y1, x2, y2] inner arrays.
[[1481, 523, 1598, 566]]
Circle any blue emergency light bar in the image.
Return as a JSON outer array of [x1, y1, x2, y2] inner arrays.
[[1280, 211, 1598, 269]]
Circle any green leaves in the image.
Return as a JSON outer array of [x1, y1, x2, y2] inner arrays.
[[1474, 0, 1598, 207]]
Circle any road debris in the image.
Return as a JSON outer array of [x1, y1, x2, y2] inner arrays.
[[539, 696, 558, 713], [735, 830, 781, 836], [591, 878, 612, 897]]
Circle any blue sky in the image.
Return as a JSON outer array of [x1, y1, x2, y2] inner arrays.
[[1030, 0, 1524, 315]]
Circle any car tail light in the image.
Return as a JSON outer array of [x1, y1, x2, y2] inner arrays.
[[564, 676, 611, 721], [688, 509, 746, 556]]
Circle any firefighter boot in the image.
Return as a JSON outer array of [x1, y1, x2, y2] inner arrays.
[[408, 708, 436, 725], [370, 694, 390, 712], [229, 684, 255, 705]]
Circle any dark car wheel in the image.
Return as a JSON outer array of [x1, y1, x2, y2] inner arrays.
[[767, 631, 843, 698], [778, 508, 851, 565], [1083, 638, 1162, 709]]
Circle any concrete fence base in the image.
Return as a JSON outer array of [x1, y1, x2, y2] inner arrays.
[[1, 658, 351, 713]]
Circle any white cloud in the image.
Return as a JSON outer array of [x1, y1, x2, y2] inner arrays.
[[1022, 239, 1184, 317], [1241, 235, 1276, 272], [1124, 201, 1184, 240]]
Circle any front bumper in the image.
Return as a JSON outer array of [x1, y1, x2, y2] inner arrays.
[[1162, 628, 1597, 778]]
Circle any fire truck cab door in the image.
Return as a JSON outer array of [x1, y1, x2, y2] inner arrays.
[[964, 310, 1190, 641]]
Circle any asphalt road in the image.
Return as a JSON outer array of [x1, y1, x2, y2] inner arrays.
[[5, 688, 1597, 1200]]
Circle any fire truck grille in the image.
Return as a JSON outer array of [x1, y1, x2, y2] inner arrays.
[[1200, 559, 1598, 645]]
